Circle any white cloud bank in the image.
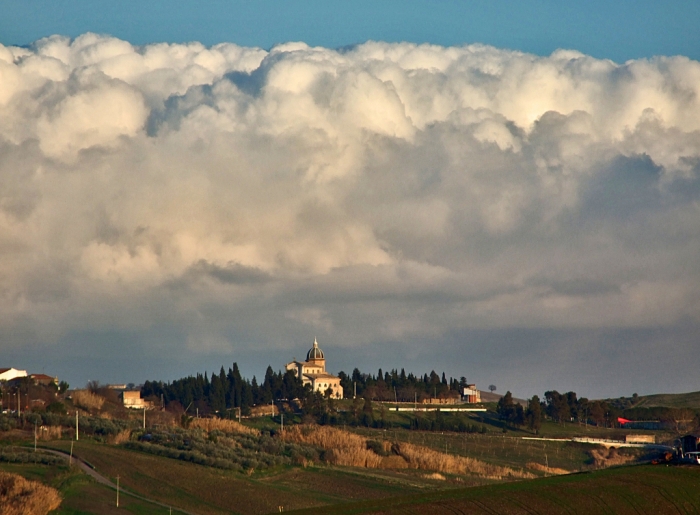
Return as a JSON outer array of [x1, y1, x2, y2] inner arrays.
[[1, 34, 699, 394]]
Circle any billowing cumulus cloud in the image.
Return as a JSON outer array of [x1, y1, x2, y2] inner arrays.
[[1, 34, 699, 396]]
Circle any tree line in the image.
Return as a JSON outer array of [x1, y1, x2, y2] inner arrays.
[[497, 389, 700, 434], [141, 364, 307, 416], [337, 368, 465, 402], [497, 390, 624, 434], [141, 364, 466, 416]]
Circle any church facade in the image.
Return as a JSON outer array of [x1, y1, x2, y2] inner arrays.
[[285, 338, 344, 399]]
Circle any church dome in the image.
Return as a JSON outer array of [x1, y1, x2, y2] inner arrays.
[[307, 338, 324, 360]]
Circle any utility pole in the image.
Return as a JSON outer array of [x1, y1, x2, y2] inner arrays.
[[353, 381, 356, 399], [34, 422, 37, 452], [116, 475, 120, 507], [237, 407, 241, 423], [281, 413, 284, 432], [75, 411, 79, 441], [143, 407, 146, 429]]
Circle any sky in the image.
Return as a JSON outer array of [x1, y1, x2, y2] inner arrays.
[[0, 2, 699, 399]]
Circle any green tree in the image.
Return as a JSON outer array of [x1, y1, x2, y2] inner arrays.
[[526, 395, 542, 434], [361, 396, 374, 427], [497, 391, 524, 428]]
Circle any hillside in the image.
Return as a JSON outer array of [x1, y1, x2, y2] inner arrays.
[[478, 390, 527, 406], [631, 391, 700, 409], [287, 464, 700, 515]]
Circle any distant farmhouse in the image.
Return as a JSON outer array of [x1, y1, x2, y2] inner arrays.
[[120, 390, 152, 409], [28, 374, 58, 386], [461, 384, 481, 403], [286, 338, 344, 399]]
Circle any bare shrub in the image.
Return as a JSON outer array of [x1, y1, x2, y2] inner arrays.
[[588, 448, 636, 468], [0, 472, 62, 515], [525, 462, 570, 475], [72, 390, 104, 411], [282, 425, 532, 480], [95, 387, 120, 405], [325, 447, 384, 468], [190, 418, 258, 436], [283, 425, 366, 451], [109, 430, 132, 445], [145, 409, 179, 428], [393, 442, 534, 480], [36, 426, 62, 441], [284, 426, 384, 468]]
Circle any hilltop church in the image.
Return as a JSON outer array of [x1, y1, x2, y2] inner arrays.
[[285, 338, 344, 399]]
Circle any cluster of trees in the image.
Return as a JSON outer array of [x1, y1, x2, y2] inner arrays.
[[141, 364, 306, 416], [337, 368, 465, 402], [496, 392, 542, 433], [141, 364, 468, 417], [496, 389, 700, 434], [497, 390, 617, 433], [543, 391, 614, 425]]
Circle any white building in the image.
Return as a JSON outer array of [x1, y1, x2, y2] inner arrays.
[[120, 390, 151, 409], [286, 339, 344, 399], [0, 368, 28, 382]]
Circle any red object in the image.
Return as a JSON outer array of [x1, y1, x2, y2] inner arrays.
[[618, 417, 631, 424]]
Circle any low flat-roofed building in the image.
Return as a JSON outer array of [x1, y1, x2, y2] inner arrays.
[[0, 368, 27, 382], [120, 390, 151, 409], [462, 384, 481, 403]]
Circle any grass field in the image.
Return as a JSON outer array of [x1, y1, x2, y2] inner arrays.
[[342, 403, 666, 440], [285, 464, 700, 515], [0, 461, 167, 515], [346, 424, 657, 474], [40, 439, 453, 514], [632, 390, 700, 409]]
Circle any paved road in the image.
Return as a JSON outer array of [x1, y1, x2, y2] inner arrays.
[[41, 448, 199, 515]]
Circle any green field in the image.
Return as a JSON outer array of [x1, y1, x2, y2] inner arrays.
[[632, 390, 700, 409], [0, 461, 167, 515], [38, 439, 454, 514], [347, 419, 661, 474], [286, 464, 700, 515]]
